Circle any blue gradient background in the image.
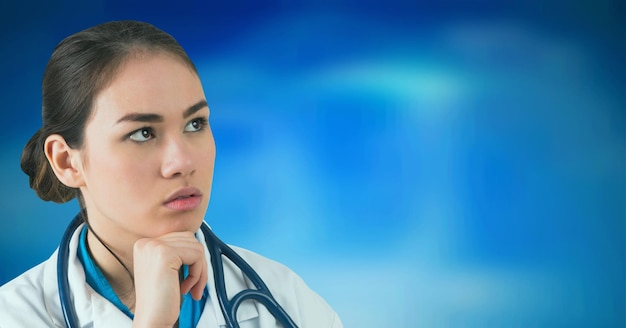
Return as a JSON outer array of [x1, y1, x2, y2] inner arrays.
[[0, 1, 624, 326]]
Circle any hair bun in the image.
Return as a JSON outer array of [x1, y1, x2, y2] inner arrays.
[[20, 129, 43, 180]]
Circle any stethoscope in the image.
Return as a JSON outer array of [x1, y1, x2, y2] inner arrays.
[[57, 213, 298, 328]]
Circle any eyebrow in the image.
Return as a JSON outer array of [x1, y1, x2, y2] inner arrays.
[[183, 100, 209, 118], [115, 100, 209, 124]]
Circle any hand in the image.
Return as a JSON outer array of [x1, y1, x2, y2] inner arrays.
[[131, 232, 207, 328]]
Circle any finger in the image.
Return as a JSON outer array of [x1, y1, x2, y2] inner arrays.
[[177, 243, 206, 294], [190, 258, 208, 300], [158, 231, 198, 244], [180, 255, 205, 297]]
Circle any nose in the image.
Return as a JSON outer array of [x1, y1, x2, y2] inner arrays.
[[161, 137, 195, 178]]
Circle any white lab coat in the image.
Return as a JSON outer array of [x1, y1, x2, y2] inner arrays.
[[0, 222, 342, 327]]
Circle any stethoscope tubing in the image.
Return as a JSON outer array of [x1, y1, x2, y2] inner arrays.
[[58, 214, 297, 328], [203, 225, 298, 328], [57, 214, 83, 328]]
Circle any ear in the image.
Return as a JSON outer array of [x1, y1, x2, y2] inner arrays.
[[44, 134, 85, 188]]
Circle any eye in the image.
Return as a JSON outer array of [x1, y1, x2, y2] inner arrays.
[[184, 117, 208, 132], [129, 128, 154, 142]]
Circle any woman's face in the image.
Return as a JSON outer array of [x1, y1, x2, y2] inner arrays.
[[77, 53, 215, 240]]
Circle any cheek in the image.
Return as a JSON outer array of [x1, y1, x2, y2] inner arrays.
[[200, 142, 217, 173], [84, 146, 156, 196]]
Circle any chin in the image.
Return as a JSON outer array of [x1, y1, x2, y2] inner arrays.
[[161, 212, 205, 234]]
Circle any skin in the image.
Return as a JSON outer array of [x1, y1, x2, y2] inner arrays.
[[45, 52, 215, 327]]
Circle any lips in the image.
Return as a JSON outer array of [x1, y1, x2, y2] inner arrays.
[[164, 187, 203, 211]]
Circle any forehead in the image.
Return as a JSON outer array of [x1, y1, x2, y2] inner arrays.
[[91, 53, 204, 122]]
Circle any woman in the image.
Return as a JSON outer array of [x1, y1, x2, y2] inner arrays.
[[0, 20, 342, 327]]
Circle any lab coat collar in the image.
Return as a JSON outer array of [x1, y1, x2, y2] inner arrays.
[[68, 223, 133, 326]]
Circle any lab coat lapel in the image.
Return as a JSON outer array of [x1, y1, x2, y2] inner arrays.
[[90, 291, 133, 327]]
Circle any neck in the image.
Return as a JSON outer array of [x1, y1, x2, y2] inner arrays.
[[85, 225, 137, 311]]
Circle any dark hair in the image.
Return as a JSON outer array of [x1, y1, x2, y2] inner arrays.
[[20, 20, 198, 203]]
